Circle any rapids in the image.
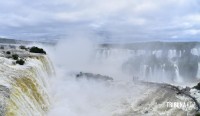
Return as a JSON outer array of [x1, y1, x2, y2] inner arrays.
[[0, 52, 54, 116], [1, 40, 200, 116], [46, 40, 200, 116]]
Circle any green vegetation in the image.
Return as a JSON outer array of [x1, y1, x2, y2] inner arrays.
[[194, 83, 200, 90], [6, 51, 11, 54], [12, 54, 19, 60], [19, 45, 30, 51], [29, 46, 46, 54], [195, 113, 200, 116], [0, 46, 4, 49], [19, 45, 26, 50], [16, 59, 25, 65]]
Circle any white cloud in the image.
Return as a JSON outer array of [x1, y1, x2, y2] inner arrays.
[[185, 14, 200, 23], [0, 0, 200, 42], [184, 29, 200, 35]]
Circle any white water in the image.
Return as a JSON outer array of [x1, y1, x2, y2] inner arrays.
[[0, 53, 54, 115], [42, 38, 199, 116], [29, 36, 200, 116], [45, 38, 141, 116], [1, 40, 199, 115]]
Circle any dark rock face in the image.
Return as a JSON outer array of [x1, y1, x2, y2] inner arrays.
[[122, 48, 199, 82], [76, 72, 113, 81], [178, 51, 199, 80], [123, 53, 177, 81], [100, 42, 200, 82]]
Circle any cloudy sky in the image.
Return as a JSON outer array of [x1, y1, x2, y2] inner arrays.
[[0, 0, 200, 42]]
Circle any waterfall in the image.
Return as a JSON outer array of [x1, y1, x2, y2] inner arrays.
[[96, 47, 200, 83], [45, 40, 200, 116], [0, 55, 54, 116]]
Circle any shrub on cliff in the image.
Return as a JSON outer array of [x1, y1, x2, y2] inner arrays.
[[19, 45, 29, 51], [195, 113, 200, 116], [6, 51, 11, 54], [194, 82, 200, 90], [19, 45, 26, 49], [0, 46, 4, 49], [16, 59, 25, 65], [12, 54, 19, 60], [29, 46, 46, 54]]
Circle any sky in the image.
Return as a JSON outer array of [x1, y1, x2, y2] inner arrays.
[[0, 0, 200, 43]]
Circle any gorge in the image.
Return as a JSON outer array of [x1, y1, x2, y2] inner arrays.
[[0, 41, 200, 116]]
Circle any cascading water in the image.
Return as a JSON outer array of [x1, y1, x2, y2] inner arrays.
[[0, 53, 54, 116], [96, 47, 200, 83], [1, 41, 200, 116], [46, 40, 200, 116]]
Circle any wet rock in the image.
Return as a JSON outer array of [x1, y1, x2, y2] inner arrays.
[[0, 85, 10, 116], [178, 51, 198, 80], [76, 72, 113, 81], [177, 86, 191, 95]]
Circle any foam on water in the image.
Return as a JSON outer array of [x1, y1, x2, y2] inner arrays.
[[45, 39, 200, 116], [0, 53, 54, 116]]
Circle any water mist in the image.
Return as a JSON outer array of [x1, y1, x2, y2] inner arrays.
[[44, 38, 200, 116]]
